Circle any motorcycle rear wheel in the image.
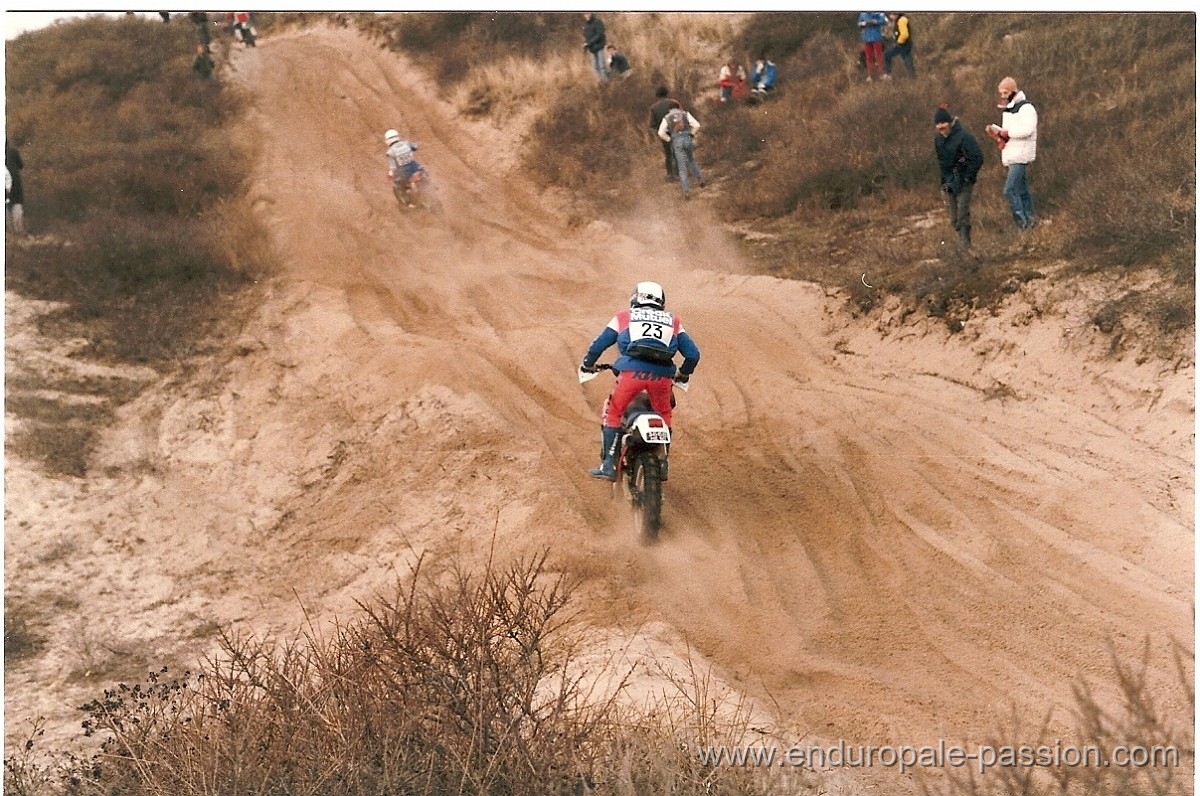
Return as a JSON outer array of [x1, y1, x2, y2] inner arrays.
[[630, 451, 662, 540]]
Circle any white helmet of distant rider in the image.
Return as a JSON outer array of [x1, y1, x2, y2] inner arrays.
[[630, 281, 666, 310], [384, 129, 401, 145]]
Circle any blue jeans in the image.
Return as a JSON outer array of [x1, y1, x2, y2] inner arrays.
[[671, 134, 702, 194], [1003, 163, 1035, 229], [589, 48, 609, 82], [884, 42, 914, 76]]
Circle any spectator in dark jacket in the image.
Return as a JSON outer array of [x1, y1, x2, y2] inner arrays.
[[193, 45, 216, 80], [189, 11, 211, 45], [933, 104, 984, 247], [605, 44, 632, 77], [582, 13, 608, 83], [6, 142, 25, 235], [648, 86, 682, 179]]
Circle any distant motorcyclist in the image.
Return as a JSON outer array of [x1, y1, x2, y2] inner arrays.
[[384, 128, 422, 208], [580, 281, 700, 481]]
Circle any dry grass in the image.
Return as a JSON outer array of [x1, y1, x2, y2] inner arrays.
[[5, 553, 819, 795], [340, 11, 1195, 348], [3, 13, 1192, 795], [920, 640, 1194, 796], [8, 557, 1191, 795], [5, 14, 269, 476]]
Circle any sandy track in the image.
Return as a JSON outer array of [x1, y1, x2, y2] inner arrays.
[[5, 25, 1193, 775]]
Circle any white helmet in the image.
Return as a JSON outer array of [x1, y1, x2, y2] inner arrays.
[[630, 281, 666, 310], [384, 128, 400, 145]]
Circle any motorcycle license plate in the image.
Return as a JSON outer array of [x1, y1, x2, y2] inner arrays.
[[631, 414, 671, 445]]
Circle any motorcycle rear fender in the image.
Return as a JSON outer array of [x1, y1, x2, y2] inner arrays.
[[628, 414, 670, 446]]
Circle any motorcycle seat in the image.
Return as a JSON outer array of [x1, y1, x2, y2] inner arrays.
[[622, 392, 655, 428]]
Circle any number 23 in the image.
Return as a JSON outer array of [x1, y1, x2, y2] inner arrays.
[[640, 322, 664, 340]]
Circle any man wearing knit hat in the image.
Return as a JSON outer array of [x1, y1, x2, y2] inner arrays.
[[934, 104, 983, 248], [986, 76, 1038, 230]]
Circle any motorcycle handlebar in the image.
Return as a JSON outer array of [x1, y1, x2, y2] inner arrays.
[[590, 363, 687, 383]]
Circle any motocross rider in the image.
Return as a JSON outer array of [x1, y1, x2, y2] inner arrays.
[[579, 281, 700, 481], [384, 129, 422, 208]]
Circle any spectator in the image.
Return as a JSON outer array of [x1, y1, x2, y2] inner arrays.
[[189, 11, 211, 46], [159, 11, 171, 23], [648, 86, 682, 180], [718, 59, 747, 102], [933, 104, 983, 248], [858, 12, 888, 81], [986, 76, 1038, 230], [605, 44, 632, 78], [883, 12, 915, 78], [193, 44, 216, 80], [658, 105, 704, 198], [750, 57, 777, 97], [6, 142, 25, 235], [232, 11, 256, 47], [582, 13, 609, 83]]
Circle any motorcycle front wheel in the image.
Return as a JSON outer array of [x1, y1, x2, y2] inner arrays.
[[630, 451, 662, 540]]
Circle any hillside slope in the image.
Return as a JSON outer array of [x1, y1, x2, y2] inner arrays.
[[5, 25, 1193, 780]]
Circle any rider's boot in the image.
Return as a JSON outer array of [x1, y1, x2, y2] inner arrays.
[[660, 443, 670, 482], [589, 426, 620, 481]]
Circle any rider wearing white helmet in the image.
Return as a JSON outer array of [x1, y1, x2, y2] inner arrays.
[[384, 128, 422, 208], [580, 281, 701, 481]]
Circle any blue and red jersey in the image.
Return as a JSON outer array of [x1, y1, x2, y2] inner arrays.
[[583, 307, 701, 378]]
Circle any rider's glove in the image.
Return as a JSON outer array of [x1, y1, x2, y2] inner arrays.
[[579, 362, 598, 374], [674, 373, 690, 384]]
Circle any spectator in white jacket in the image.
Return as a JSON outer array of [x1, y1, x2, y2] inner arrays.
[[985, 76, 1038, 230]]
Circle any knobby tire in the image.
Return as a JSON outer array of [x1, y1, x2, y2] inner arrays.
[[631, 451, 662, 539]]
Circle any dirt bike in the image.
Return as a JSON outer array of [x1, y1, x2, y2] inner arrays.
[[393, 166, 442, 213], [578, 364, 689, 541]]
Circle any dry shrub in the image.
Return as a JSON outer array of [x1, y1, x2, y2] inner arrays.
[[440, 10, 1193, 337], [5, 14, 267, 478], [6, 553, 820, 795], [8, 213, 252, 364], [368, 12, 580, 86], [6, 15, 260, 367], [3, 604, 48, 664], [923, 640, 1194, 796], [599, 649, 815, 796], [51, 555, 615, 795]]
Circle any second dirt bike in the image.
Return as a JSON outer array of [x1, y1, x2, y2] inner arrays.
[[394, 167, 442, 213], [579, 364, 687, 540]]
